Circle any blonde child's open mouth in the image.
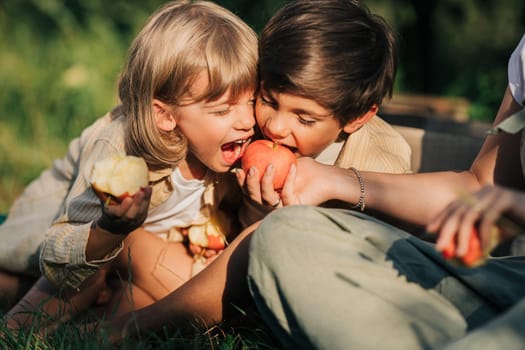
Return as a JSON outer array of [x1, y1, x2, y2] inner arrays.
[[221, 138, 251, 164]]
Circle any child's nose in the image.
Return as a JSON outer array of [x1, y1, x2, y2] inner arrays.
[[235, 104, 255, 130], [265, 113, 291, 140]]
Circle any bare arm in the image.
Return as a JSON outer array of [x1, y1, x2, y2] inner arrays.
[[282, 86, 524, 226], [470, 86, 524, 188], [282, 161, 478, 226]]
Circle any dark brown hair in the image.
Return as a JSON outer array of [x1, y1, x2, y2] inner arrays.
[[259, 0, 397, 125]]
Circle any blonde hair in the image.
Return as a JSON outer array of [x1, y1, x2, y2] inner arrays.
[[118, 0, 258, 170]]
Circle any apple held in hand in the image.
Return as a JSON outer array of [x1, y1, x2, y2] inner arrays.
[[241, 140, 296, 190], [441, 226, 498, 267], [91, 154, 148, 204]]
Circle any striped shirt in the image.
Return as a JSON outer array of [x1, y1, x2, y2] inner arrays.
[[39, 110, 242, 289]]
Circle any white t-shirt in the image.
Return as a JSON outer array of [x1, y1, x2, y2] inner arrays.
[[509, 34, 525, 106], [508, 33, 525, 178], [144, 167, 207, 234]]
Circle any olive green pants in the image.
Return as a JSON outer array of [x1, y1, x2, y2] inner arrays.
[[248, 206, 525, 350]]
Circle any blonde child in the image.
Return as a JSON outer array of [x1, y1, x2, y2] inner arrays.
[[7, 0, 258, 330]]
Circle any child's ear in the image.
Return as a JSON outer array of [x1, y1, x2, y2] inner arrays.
[[153, 99, 177, 131], [342, 104, 378, 134]]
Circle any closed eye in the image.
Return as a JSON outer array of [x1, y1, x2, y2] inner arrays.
[[211, 108, 231, 116], [260, 95, 277, 109], [298, 116, 316, 127]]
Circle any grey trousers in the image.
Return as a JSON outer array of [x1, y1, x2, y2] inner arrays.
[[247, 206, 525, 350]]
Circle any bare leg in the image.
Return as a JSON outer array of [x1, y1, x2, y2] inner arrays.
[[115, 229, 193, 300], [6, 266, 109, 335], [107, 221, 260, 342], [100, 229, 194, 318], [7, 228, 197, 335], [102, 278, 154, 319], [0, 271, 36, 310]]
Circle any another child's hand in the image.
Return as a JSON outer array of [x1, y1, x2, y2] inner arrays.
[[430, 185, 525, 258], [97, 186, 152, 235], [280, 157, 336, 206]]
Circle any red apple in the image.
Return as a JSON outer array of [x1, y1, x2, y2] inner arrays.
[[460, 228, 484, 267], [91, 154, 148, 204], [241, 140, 296, 190], [441, 226, 497, 267], [442, 238, 456, 260]]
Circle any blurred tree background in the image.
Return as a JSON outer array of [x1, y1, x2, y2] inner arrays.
[[0, 0, 524, 212]]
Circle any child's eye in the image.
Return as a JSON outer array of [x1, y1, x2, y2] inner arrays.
[[298, 116, 316, 126], [260, 95, 277, 108], [212, 108, 231, 116]]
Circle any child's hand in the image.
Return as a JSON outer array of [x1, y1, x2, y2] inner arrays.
[[237, 140, 296, 209], [97, 186, 152, 235], [430, 185, 525, 262], [236, 166, 283, 209]]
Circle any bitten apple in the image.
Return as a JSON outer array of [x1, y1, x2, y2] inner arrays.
[[241, 140, 296, 190], [91, 154, 148, 204], [188, 221, 227, 250]]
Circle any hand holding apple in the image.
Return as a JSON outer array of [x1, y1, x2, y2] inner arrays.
[[91, 154, 149, 205], [241, 140, 296, 190], [429, 186, 525, 267], [441, 226, 499, 267], [91, 154, 151, 235]]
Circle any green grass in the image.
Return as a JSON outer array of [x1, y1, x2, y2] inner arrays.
[[0, 0, 139, 212], [0, 306, 280, 349]]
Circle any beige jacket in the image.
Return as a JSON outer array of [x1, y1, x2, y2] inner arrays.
[[318, 115, 412, 172], [38, 110, 242, 289]]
